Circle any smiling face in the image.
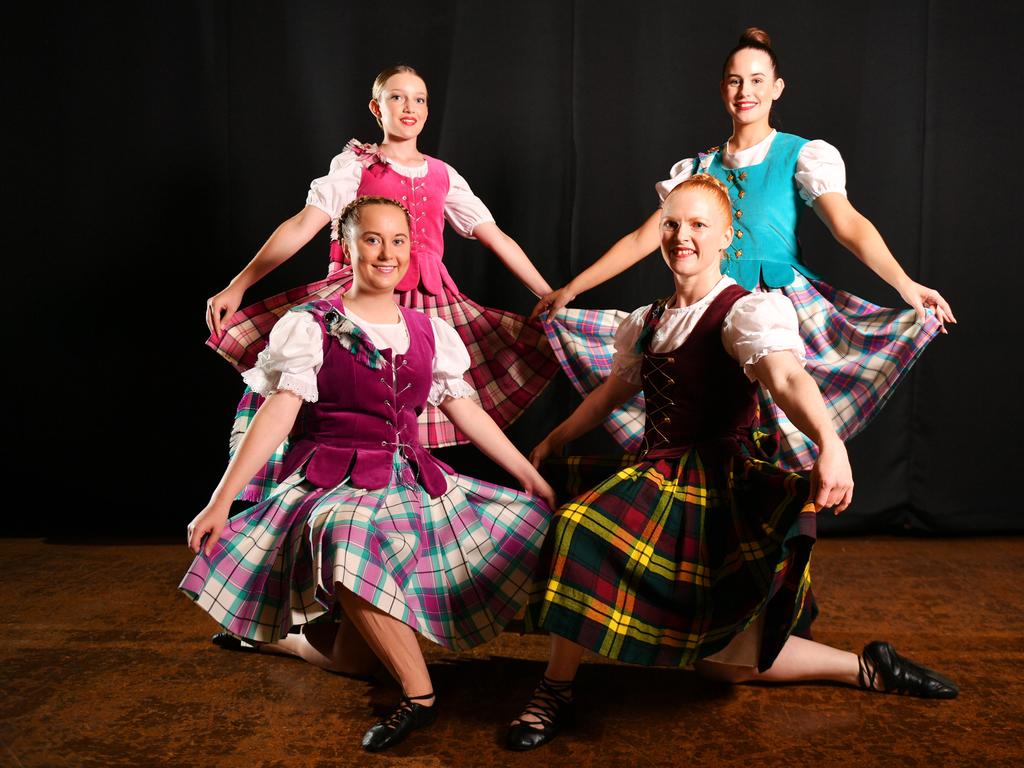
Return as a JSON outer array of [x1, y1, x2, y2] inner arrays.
[[660, 185, 733, 284], [369, 71, 428, 140], [720, 47, 784, 128], [343, 203, 411, 293]]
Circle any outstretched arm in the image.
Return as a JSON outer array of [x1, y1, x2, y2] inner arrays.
[[206, 205, 331, 335], [439, 396, 556, 509], [530, 374, 641, 466], [186, 391, 303, 554], [812, 193, 955, 329], [750, 351, 853, 513], [472, 221, 553, 299], [530, 209, 662, 319]]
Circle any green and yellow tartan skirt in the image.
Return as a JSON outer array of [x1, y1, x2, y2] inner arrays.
[[530, 445, 817, 671]]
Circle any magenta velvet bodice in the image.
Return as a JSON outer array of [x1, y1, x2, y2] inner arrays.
[[278, 300, 453, 496]]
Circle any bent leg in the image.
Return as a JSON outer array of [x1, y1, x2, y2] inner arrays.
[[544, 634, 586, 684], [335, 587, 438, 752], [267, 621, 381, 677], [336, 586, 433, 700]]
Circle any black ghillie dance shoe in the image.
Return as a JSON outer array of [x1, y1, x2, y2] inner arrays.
[[506, 676, 576, 751], [859, 641, 959, 699], [210, 632, 259, 653], [361, 692, 437, 752]]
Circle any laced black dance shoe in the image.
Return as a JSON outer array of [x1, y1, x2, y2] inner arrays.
[[210, 632, 259, 653], [505, 676, 576, 751], [859, 641, 959, 699], [361, 693, 437, 752]]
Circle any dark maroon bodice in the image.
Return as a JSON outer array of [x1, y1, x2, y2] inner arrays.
[[278, 300, 452, 496], [640, 284, 759, 459]]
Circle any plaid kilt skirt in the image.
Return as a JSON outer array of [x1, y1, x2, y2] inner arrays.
[[542, 273, 942, 471], [530, 445, 817, 670], [180, 454, 550, 649], [209, 266, 558, 501]]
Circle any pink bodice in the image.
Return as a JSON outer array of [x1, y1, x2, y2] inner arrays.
[[329, 148, 459, 296]]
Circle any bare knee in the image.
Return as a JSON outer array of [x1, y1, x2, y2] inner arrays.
[[694, 660, 757, 684]]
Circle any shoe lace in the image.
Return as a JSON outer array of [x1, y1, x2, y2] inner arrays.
[[857, 654, 880, 691], [382, 692, 435, 732], [514, 676, 573, 729]]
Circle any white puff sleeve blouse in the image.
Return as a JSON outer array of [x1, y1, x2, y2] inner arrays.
[[611, 278, 805, 385], [654, 130, 847, 206], [241, 310, 476, 406], [305, 151, 363, 220], [443, 164, 495, 238], [304, 144, 494, 238]]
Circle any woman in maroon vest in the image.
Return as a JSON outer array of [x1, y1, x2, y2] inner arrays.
[[506, 175, 957, 752], [182, 196, 555, 753]]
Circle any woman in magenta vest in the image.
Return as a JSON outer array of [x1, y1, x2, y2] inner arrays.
[[534, 28, 955, 472], [183, 196, 555, 753], [206, 65, 557, 500], [506, 176, 956, 752]]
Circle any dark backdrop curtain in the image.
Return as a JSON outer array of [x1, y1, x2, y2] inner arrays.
[[6, 0, 1017, 536]]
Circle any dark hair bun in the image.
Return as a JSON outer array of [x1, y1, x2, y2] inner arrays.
[[739, 27, 771, 47], [723, 27, 780, 78]]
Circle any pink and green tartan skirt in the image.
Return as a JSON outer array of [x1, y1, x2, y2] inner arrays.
[[180, 453, 550, 648], [541, 274, 942, 471], [209, 267, 557, 501]]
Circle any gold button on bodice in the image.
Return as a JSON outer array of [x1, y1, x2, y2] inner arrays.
[[736, 249, 743, 257], [727, 174, 735, 182], [739, 172, 747, 180], [736, 230, 743, 238], [735, 210, 743, 219], [738, 190, 746, 198]]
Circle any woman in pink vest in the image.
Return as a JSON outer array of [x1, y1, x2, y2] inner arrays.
[[206, 65, 557, 499], [184, 196, 555, 753]]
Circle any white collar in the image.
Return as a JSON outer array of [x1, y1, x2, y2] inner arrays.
[[664, 276, 737, 314], [723, 129, 777, 167]]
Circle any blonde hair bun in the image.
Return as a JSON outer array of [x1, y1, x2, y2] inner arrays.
[[664, 174, 733, 225]]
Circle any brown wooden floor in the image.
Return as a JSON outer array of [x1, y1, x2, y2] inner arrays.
[[1, 537, 1021, 768]]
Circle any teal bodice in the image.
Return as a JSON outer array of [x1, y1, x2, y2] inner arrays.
[[698, 132, 821, 289]]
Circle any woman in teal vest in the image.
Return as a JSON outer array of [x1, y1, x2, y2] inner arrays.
[[537, 27, 954, 470]]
